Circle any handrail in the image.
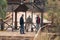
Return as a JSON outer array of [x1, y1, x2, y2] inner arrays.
[[6, 14, 12, 19], [4, 22, 12, 30], [33, 25, 47, 40], [5, 16, 12, 22]]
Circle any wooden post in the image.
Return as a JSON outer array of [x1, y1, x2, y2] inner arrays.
[[40, 5, 44, 27], [31, 11, 33, 22], [25, 11, 27, 30], [25, 12, 27, 21], [15, 12, 17, 29], [12, 5, 14, 31], [31, 11, 33, 32]]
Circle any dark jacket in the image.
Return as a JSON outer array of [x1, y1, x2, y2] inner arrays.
[[20, 16, 24, 25]]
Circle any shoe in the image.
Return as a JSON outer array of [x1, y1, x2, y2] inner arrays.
[[20, 33, 25, 34], [20, 32, 25, 34], [23, 32, 25, 34]]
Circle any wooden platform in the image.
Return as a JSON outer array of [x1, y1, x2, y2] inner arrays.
[[0, 31, 35, 40]]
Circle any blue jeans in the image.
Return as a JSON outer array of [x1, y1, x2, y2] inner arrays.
[[36, 23, 40, 32], [20, 24, 24, 34]]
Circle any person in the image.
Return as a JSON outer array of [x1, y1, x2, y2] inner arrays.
[[36, 15, 40, 32], [26, 16, 32, 32], [20, 14, 25, 34]]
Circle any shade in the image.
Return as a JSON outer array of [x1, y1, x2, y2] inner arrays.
[[14, 4, 29, 12]]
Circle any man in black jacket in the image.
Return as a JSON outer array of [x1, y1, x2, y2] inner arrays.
[[20, 14, 25, 34]]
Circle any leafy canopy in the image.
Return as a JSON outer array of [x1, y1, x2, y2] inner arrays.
[[0, 0, 7, 20]]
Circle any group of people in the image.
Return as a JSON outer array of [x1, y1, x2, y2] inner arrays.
[[20, 14, 40, 34]]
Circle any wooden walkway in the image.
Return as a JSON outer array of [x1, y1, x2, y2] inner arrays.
[[0, 31, 35, 36], [0, 31, 36, 40]]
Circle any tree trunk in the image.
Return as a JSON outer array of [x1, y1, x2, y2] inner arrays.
[[0, 19, 4, 31]]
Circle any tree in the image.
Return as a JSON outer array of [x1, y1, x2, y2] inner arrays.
[[46, 0, 60, 33], [0, 0, 7, 30], [0, 0, 7, 19]]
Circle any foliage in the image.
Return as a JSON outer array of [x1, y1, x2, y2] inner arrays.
[[0, 0, 7, 20], [44, 0, 60, 33]]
